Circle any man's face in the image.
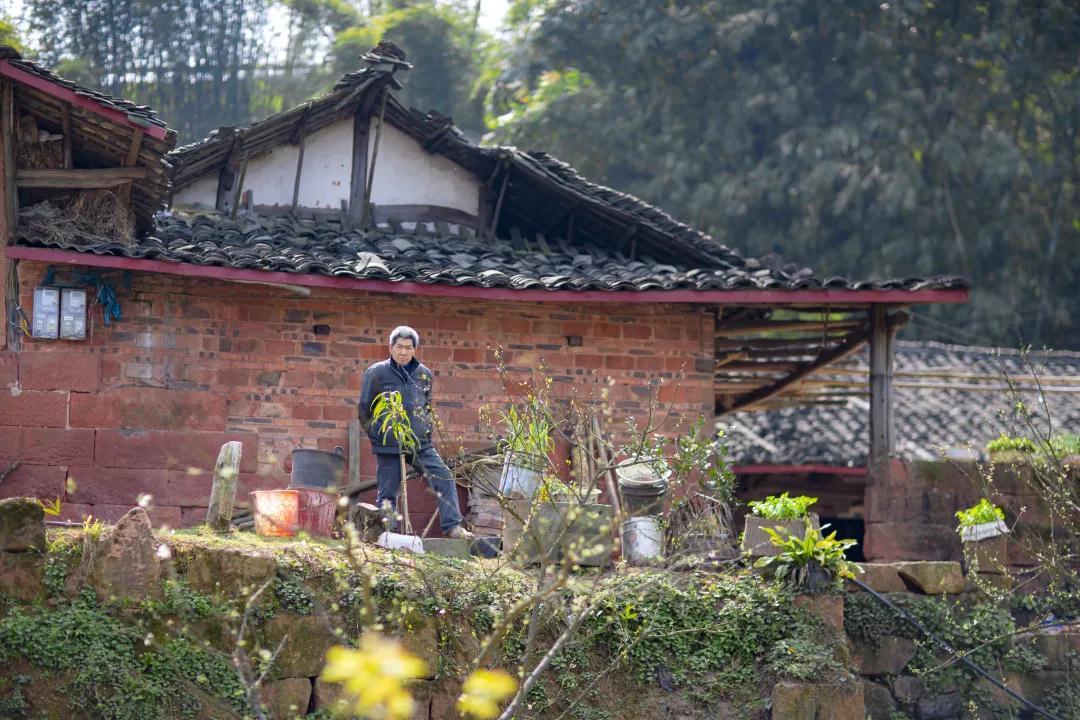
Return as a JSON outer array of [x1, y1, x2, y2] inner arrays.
[[390, 337, 416, 365]]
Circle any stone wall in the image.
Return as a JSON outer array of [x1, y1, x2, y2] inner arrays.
[[863, 459, 1051, 564], [0, 260, 715, 532]]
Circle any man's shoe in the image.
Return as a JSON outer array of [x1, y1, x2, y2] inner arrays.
[[446, 525, 475, 540]]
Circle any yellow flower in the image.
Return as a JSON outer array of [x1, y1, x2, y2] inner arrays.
[[320, 634, 428, 720], [456, 669, 518, 719]]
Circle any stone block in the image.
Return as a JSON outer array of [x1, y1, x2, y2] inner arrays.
[[0, 389, 68, 427], [65, 467, 170, 506], [894, 562, 965, 595], [422, 537, 470, 558], [19, 351, 100, 392], [852, 637, 917, 676], [862, 679, 897, 720], [915, 691, 961, 720], [850, 563, 907, 593], [185, 546, 277, 598], [261, 677, 312, 719], [19, 428, 95, 466], [0, 497, 45, 552], [0, 552, 45, 600], [793, 593, 844, 634], [1033, 631, 1080, 671], [70, 387, 226, 431], [87, 507, 163, 601], [864, 523, 959, 562], [891, 675, 927, 705], [263, 614, 339, 679], [0, 463, 66, 500], [392, 619, 439, 678], [313, 678, 353, 715], [770, 680, 864, 720]]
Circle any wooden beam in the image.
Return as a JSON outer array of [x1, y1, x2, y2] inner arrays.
[[60, 102, 71, 168], [230, 154, 248, 221], [291, 125, 306, 210], [124, 130, 143, 166], [718, 328, 871, 414], [715, 318, 865, 336], [489, 164, 509, 235], [348, 101, 372, 224], [215, 130, 241, 211], [868, 305, 894, 465], [370, 204, 479, 227], [16, 167, 147, 189], [1, 78, 14, 235], [360, 89, 388, 227]]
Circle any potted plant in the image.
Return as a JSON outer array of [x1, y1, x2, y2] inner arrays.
[[986, 434, 1037, 465], [504, 476, 612, 567], [741, 493, 820, 557], [955, 498, 1009, 576], [754, 524, 862, 631], [497, 401, 554, 498]]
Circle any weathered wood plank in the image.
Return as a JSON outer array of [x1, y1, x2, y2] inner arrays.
[[207, 441, 243, 533], [16, 167, 148, 188]]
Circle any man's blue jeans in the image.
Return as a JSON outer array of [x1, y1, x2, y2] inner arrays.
[[375, 447, 463, 534]]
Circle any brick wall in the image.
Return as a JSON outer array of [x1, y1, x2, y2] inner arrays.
[[0, 260, 715, 532]]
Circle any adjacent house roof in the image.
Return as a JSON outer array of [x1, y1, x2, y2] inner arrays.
[[725, 342, 1080, 467], [0, 46, 176, 227]]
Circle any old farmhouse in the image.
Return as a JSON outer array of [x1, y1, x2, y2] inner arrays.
[[0, 44, 969, 537]]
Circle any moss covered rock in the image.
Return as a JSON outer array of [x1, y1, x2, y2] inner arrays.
[[0, 497, 45, 552], [263, 614, 339, 678]]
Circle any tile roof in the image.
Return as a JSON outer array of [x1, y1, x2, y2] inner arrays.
[[13, 212, 971, 294], [725, 342, 1080, 467], [0, 46, 169, 131]]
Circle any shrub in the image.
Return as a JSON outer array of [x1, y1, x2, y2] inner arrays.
[[747, 493, 817, 520]]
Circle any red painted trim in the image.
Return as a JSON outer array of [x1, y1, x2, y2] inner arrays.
[[5, 246, 970, 306], [0, 61, 170, 141], [734, 464, 867, 476]]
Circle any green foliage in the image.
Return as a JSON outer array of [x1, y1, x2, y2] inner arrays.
[[0, 589, 248, 718], [490, 0, 1080, 349], [495, 399, 555, 460], [954, 498, 1006, 532], [372, 390, 421, 455], [143, 580, 220, 620], [747, 493, 817, 520], [986, 434, 1038, 454], [754, 524, 861, 592]]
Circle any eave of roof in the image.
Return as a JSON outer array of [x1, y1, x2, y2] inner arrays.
[[5, 245, 970, 305]]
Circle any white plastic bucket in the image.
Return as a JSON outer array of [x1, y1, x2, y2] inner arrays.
[[377, 531, 425, 554], [499, 454, 543, 498], [621, 517, 662, 563]]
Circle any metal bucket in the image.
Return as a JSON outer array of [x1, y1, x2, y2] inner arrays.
[[290, 446, 346, 489], [616, 461, 668, 517], [621, 516, 662, 564]]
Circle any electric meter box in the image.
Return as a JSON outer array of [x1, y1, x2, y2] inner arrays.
[[32, 286, 60, 339], [60, 288, 87, 340]]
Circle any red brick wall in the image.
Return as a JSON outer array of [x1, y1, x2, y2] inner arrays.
[[1, 260, 715, 531]]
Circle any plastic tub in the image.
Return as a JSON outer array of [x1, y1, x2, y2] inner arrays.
[[252, 489, 300, 538], [498, 454, 544, 498], [377, 531, 424, 554], [295, 488, 339, 537]]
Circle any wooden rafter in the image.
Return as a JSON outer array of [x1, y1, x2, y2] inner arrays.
[[16, 167, 147, 188], [717, 327, 872, 414]]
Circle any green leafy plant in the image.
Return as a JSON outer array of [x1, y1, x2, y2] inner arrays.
[[955, 498, 1006, 532], [755, 524, 861, 592], [371, 391, 420, 454], [33, 496, 62, 516], [497, 400, 554, 460], [747, 492, 817, 520], [985, 433, 1037, 454]]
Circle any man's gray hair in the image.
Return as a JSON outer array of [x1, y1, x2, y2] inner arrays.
[[389, 325, 420, 347]]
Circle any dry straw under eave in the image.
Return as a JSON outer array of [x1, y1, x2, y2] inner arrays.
[[18, 189, 136, 247], [16, 138, 64, 169]]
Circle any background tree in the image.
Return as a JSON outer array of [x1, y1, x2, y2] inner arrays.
[[487, 0, 1080, 349]]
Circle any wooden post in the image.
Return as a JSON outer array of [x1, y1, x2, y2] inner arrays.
[[348, 419, 361, 492], [868, 305, 895, 466], [61, 103, 72, 168], [360, 89, 388, 227], [207, 441, 243, 532]]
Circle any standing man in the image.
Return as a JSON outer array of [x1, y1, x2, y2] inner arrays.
[[358, 326, 473, 540]]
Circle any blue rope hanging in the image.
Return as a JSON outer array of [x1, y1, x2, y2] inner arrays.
[[41, 266, 127, 325]]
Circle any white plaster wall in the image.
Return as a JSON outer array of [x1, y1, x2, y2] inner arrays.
[[243, 118, 353, 209], [171, 174, 219, 208], [368, 120, 481, 216]]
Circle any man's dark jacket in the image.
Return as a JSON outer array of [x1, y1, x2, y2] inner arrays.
[[357, 357, 435, 455]]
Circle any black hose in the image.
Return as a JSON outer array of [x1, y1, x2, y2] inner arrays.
[[849, 577, 1061, 720]]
